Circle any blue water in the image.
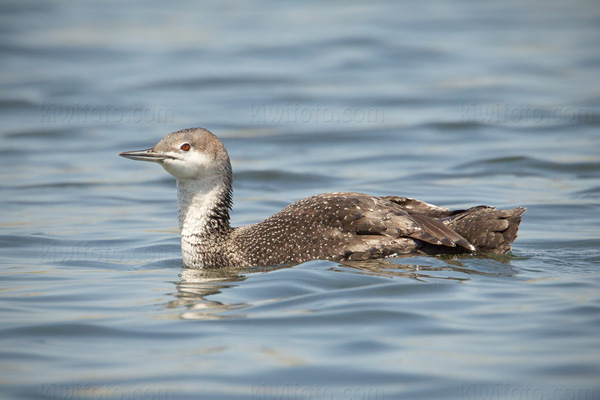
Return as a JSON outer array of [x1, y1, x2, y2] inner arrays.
[[1, 1, 600, 399]]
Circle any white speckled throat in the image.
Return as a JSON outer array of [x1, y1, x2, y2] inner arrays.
[[177, 175, 233, 266], [177, 177, 225, 232]]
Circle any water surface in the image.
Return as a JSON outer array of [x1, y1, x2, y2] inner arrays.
[[1, 1, 600, 399]]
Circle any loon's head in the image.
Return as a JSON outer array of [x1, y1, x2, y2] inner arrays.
[[119, 127, 232, 182]]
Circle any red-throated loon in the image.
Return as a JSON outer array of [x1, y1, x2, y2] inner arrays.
[[119, 127, 525, 269]]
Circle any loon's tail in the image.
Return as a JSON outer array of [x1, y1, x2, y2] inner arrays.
[[381, 196, 525, 255], [443, 206, 526, 254]]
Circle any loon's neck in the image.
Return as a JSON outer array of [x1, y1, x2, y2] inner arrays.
[[177, 177, 233, 239]]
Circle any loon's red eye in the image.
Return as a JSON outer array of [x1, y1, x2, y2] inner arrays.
[[180, 143, 191, 151]]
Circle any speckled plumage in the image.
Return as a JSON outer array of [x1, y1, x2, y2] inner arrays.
[[120, 128, 525, 269]]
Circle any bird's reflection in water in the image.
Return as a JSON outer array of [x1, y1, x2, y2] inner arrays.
[[166, 267, 245, 320], [167, 265, 288, 320], [168, 255, 517, 320]]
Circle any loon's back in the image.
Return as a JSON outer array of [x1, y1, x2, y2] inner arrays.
[[229, 193, 525, 267]]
